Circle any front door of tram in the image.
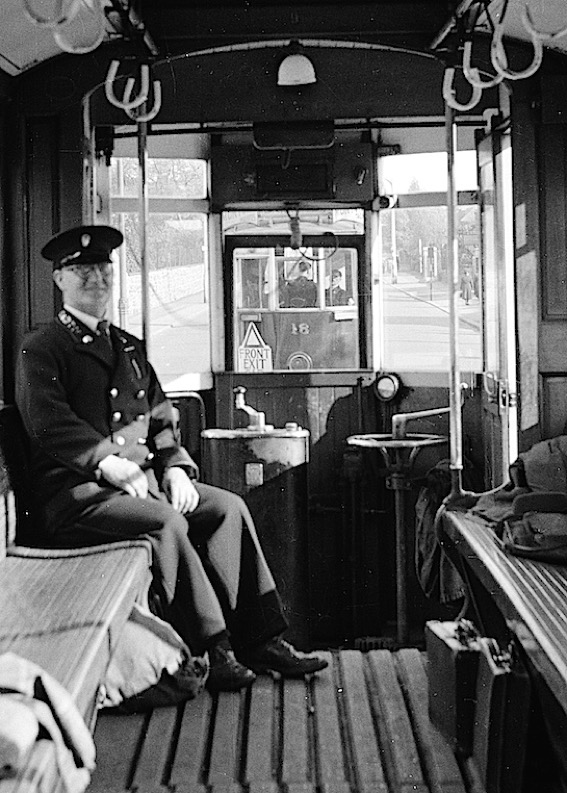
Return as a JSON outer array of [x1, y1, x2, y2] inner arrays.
[[224, 233, 365, 373], [478, 128, 518, 487]]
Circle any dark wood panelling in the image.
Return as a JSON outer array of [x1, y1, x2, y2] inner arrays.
[[511, 82, 541, 448], [214, 371, 376, 427], [540, 123, 567, 321], [539, 322, 567, 372], [212, 373, 464, 643], [536, 109, 567, 441], [541, 74, 567, 124], [542, 376, 567, 439], [0, 107, 7, 402], [26, 117, 60, 329]]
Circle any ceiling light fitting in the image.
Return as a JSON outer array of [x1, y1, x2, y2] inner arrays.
[[277, 52, 316, 86]]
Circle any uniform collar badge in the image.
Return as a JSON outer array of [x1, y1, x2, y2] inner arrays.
[[58, 309, 94, 343]]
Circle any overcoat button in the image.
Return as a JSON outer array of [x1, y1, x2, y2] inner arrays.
[[112, 412, 122, 421], [137, 437, 147, 444], [137, 414, 145, 421], [147, 452, 155, 461], [110, 388, 119, 398], [116, 436, 126, 446], [136, 389, 146, 399]]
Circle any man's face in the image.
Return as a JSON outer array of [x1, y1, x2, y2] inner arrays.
[[53, 263, 113, 318]]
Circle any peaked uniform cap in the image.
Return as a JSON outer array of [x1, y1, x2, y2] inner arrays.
[[42, 225, 124, 269]]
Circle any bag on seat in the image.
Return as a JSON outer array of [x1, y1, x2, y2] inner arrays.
[[100, 602, 208, 713], [502, 510, 567, 563]]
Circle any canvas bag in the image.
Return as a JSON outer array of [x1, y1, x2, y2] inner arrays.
[[502, 509, 567, 563], [100, 602, 208, 713], [473, 433, 567, 563]]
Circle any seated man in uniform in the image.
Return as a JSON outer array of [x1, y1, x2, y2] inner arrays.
[[15, 225, 327, 693]]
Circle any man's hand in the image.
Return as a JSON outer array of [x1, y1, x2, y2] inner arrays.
[[162, 467, 200, 514], [98, 455, 149, 498]]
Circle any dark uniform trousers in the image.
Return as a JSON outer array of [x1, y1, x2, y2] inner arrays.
[[51, 482, 288, 655]]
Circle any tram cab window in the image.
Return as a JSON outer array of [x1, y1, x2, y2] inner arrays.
[[226, 210, 362, 373]]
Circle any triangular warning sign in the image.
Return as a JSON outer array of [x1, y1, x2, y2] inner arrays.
[[238, 322, 273, 372], [242, 322, 267, 348]]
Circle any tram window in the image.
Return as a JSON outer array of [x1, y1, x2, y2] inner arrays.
[[378, 205, 482, 373], [379, 151, 478, 194], [375, 144, 482, 374], [107, 153, 211, 390], [110, 157, 207, 199], [238, 255, 271, 309], [226, 209, 362, 372]]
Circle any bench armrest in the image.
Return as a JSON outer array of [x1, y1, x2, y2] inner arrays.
[[7, 539, 152, 561]]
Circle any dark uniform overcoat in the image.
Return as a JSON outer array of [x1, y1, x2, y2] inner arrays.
[[15, 310, 286, 653]]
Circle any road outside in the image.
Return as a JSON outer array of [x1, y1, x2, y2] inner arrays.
[[125, 269, 482, 387]]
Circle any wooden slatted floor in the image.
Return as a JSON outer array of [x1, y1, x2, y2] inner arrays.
[[89, 649, 468, 793]]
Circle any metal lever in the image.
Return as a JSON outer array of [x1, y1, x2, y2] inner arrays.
[[234, 386, 266, 430], [391, 383, 468, 440]]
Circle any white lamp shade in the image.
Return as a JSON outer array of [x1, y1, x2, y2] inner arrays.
[[277, 53, 317, 86]]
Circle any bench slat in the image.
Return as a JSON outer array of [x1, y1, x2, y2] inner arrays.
[[131, 707, 179, 791], [338, 650, 388, 793], [169, 691, 214, 787], [208, 690, 244, 785], [366, 650, 428, 793], [396, 649, 466, 793], [1, 549, 148, 638], [245, 676, 275, 784], [311, 652, 346, 787]]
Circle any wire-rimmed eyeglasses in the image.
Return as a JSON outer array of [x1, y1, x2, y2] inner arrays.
[[64, 263, 114, 281]]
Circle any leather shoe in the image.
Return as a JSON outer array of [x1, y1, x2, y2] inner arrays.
[[207, 644, 256, 692], [240, 637, 328, 677]]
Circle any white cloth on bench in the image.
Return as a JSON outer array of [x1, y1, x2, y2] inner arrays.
[[0, 652, 95, 793], [0, 695, 39, 777]]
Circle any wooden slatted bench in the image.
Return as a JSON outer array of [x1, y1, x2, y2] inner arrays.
[[439, 506, 567, 788], [0, 405, 152, 793]]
